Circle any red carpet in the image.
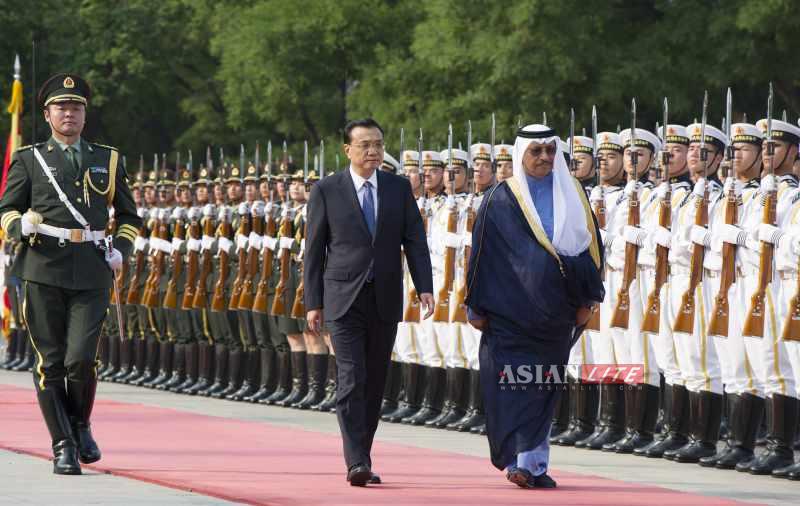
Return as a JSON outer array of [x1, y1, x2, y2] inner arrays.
[[0, 384, 753, 506]]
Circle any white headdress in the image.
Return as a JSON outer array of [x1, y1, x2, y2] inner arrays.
[[512, 124, 591, 257]]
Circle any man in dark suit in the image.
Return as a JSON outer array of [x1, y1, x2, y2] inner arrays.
[[305, 118, 434, 486]]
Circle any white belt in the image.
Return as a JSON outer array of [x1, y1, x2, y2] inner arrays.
[[36, 223, 105, 245]]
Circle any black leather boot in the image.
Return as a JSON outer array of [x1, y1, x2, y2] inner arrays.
[[672, 391, 723, 463], [99, 334, 120, 380], [581, 383, 626, 450], [245, 347, 277, 402], [312, 355, 338, 412], [37, 387, 81, 475], [262, 348, 292, 405], [66, 372, 102, 464], [380, 360, 403, 416], [276, 351, 308, 406], [637, 383, 690, 458], [172, 342, 197, 392], [549, 377, 572, 443], [1, 328, 20, 369], [160, 343, 186, 391], [293, 353, 328, 409], [712, 393, 764, 469], [745, 394, 798, 474], [11, 337, 34, 371], [110, 338, 134, 382], [403, 366, 446, 425], [428, 367, 469, 429], [199, 344, 229, 397], [130, 337, 159, 386], [214, 348, 243, 399], [146, 342, 174, 388], [227, 349, 260, 401], [449, 369, 486, 432], [555, 380, 600, 446], [606, 384, 659, 454], [184, 341, 212, 394], [95, 333, 110, 377], [383, 363, 425, 423]]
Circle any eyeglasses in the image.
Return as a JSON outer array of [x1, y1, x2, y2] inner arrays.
[[527, 144, 556, 158], [350, 141, 385, 151]]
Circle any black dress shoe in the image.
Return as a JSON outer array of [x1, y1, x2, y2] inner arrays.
[[52, 440, 82, 475], [506, 467, 535, 488], [533, 473, 557, 488], [369, 473, 381, 484], [347, 464, 371, 487]]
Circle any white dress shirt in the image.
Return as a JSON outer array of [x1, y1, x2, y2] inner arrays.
[[349, 166, 379, 219]]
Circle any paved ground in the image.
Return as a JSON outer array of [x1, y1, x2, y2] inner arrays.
[[0, 369, 796, 505]]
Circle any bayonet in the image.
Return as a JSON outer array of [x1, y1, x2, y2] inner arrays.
[[490, 113, 496, 172], [700, 90, 709, 169], [568, 108, 575, 174], [631, 98, 638, 182], [542, 111, 547, 126], [592, 105, 599, 188], [240, 144, 245, 176], [255, 141, 260, 175], [725, 88, 733, 168], [448, 123, 454, 193], [320, 140, 325, 178], [206, 146, 213, 172], [303, 140, 309, 182]]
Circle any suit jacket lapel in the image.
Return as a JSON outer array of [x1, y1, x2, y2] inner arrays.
[[340, 171, 372, 242]]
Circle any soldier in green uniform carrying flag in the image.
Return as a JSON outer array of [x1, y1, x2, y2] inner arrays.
[[0, 73, 142, 475]]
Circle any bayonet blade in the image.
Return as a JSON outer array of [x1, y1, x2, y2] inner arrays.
[[255, 141, 260, 172], [700, 90, 708, 152], [569, 108, 575, 167], [303, 140, 309, 181], [767, 82, 774, 142], [467, 120, 473, 168]]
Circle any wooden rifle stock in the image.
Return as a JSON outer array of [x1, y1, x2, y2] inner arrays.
[[290, 219, 307, 319], [163, 216, 186, 310], [270, 210, 293, 316], [610, 191, 640, 329], [742, 191, 776, 338], [433, 199, 458, 322], [238, 212, 264, 310], [253, 208, 277, 313], [181, 218, 200, 310], [585, 190, 607, 331], [403, 208, 426, 322], [192, 215, 216, 309], [211, 214, 232, 312], [126, 224, 148, 305], [641, 186, 671, 333], [783, 265, 800, 341], [228, 210, 251, 310], [451, 199, 475, 324], [143, 217, 169, 309], [708, 182, 738, 337], [674, 186, 708, 334]]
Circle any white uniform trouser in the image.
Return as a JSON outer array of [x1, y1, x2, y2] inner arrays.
[[645, 274, 683, 388], [728, 273, 794, 398], [624, 269, 659, 387], [592, 270, 621, 379], [419, 274, 447, 368], [777, 277, 800, 399], [568, 329, 595, 380], [671, 271, 723, 394], [394, 321, 423, 364]]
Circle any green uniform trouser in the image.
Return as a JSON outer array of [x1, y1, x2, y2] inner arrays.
[[23, 281, 108, 392], [165, 293, 196, 345], [276, 263, 301, 336], [209, 309, 240, 351]]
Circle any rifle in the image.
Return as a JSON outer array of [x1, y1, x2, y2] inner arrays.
[[642, 98, 672, 334], [290, 141, 310, 318], [163, 208, 187, 310], [270, 204, 294, 317], [192, 206, 216, 309], [586, 105, 604, 331], [451, 120, 474, 323], [610, 99, 641, 330], [181, 209, 201, 310], [403, 129, 425, 322], [238, 202, 264, 310], [211, 206, 232, 312], [743, 84, 776, 338], [434, 125, 458, 322], [708, 88, 737, 337], [143, 209, 169, 309], [674, 92, 710, 334], [126, 218, 148, 305], [253, 198, 277, 313], [228, 202, 251, 310]]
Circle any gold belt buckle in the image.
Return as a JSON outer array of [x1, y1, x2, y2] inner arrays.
[[69, 229, 83, 242]]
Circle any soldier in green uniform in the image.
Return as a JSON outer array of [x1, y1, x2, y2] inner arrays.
[[0, 73, 141, 475]]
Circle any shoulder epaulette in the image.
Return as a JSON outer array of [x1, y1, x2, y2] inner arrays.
[[15, 142, 44, 152], [91, 142, 118, 151]]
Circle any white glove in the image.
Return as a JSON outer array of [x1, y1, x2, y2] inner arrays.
[[654, 182, 669, 200], [718, 224, 748, 246], [692, 178, 706, 198], [134, 236, 148, 252], [624, 180, 639, 197], [236, 233, 249, 251], [623, 225, 646, 247], [723, 177, 743, 198], [248, 231, 262, 250], [263, 236, 278, 251], [238, 202, 250, 216], [599, 228, 609, 246], [137, 207, 147, 219], [757, 223, 784, 246], [761, 174, 776, 194], [589, 186, 604, 204], [217, 236, 233, 254], [186, 238, 202, 252], [251, 201, 265, 217], [217, 206, 230, 222], [652, 225, 671, 248], [106, 248, 123, 271], [187, 207, 201, 221], [171, 237, 184, 252], [21, 210, 42, 237], [149, 208, 160, 221], [171, 207, 186, 221], [279, 237, 295, 250], [690, 225, 710, 247], [200, 235, 215, 251], [202, 204, 216, 218]]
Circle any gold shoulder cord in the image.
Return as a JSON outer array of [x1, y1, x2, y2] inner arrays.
[[83, 149, 118, 208]]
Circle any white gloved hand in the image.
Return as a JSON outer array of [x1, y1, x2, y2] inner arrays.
[[690, 225, 710, 247], [723, 177, 743, 198], [148, 208, 160, 221], [692, 178, 706, 198], [623, 225, 646, 247], [757, 223, 784, 246], [171, 207, 186, 221], [187, 207, 201, 221], [652, 225, 671, 248], [106, 248, 123, 271], [654, 182, 669, 200], [718, 224, 747, 246], [624, 180, 639, 197], [761, 174, 776, 194], [202, 204, 216, 218], [21, 210, 42, 237], [251, 201, 265, 217], [589, 186, 604, 204], [217, 236, 233, 254], [238, 202, 250, 216], [598, 228, 609, 246]]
